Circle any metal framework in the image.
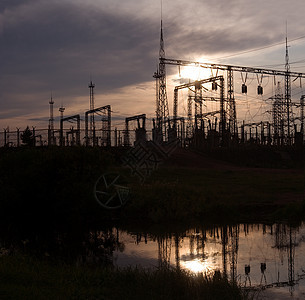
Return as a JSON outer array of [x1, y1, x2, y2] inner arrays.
[[161, 57, 305, 78], [153, 21, 169, 141], [3, 127, 9, 146], [241, 121, 271, 145], [187, 91, 192, 138], [59, 105, 65, 121], [66, 127, 78, 146], [48, 95, 55, 145], [173, 76, 225, 142], [301, 95, 304, 136], [101, 106, 111, 147], [271, 82, 285, 145], [124, 114, 146, 147], [88, 80, 95, 140], [157, 235, 171, 268], [229, 225, 239, 282], [161, 57, 305, 140], [60, 114, 80, 146], [285, 37, 292, 143], [227, 67, 236, 135], [85, 105, 111, 147]]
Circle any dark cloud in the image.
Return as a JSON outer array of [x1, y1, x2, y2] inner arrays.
[[0, 0, 33, 12], [0, 0, 304, 128], [164, 0, 304, 59], [0, 1, 159, 123], [1, 2, 157, 85]]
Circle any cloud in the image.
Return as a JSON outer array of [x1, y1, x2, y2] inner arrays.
[[1, 1, 157, 83], [0, 0, 304, 128], [0, 1, 160, 126], [164, 0, 304, 59]]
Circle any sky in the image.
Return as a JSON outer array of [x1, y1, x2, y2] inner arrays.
[[1, 0, 305, 131]]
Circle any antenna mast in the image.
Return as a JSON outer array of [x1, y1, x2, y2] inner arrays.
[[49, 94, 54, 130], [48, 94, 55, 145], [89, 80, 95, 143]]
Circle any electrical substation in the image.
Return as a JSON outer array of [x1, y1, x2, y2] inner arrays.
[[1, 23, 304, 149], [1, 19, 305, 297]]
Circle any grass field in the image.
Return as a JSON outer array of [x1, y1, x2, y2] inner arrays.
[[0, 146, 303, 228], [126, 147, 304, 223], [0, 254, 248, 300]]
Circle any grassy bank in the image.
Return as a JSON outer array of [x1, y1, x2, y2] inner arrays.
[[127, 164, 304, 223], [0, 146, 303, 229], [0, 146, 117, 229], [0, 255, 247, 300]]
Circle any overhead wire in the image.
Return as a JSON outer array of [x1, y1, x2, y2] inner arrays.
[[254, 59, 305, 69], [214, 35, 305, 60]]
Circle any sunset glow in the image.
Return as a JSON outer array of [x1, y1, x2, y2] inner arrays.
[[177, 63, 212, 82], [181, 259, 212, 274]]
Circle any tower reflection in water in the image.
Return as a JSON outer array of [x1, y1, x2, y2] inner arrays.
[[114, 223, 305, 293]]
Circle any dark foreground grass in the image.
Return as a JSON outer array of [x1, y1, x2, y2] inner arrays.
[[0, 255, 248, 300], [0, 146, 303, 228], [127, 166, 304, 223]]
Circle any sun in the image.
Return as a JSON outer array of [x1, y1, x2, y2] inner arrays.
[[178, 57, 212, 81]]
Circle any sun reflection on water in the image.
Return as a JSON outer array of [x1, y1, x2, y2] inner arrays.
[[181, 259, 213, 274], [115, 222, 305, 299]]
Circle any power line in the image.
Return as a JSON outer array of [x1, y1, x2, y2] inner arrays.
[[291, 65, 305, 69], [290, 59, 305, 64], [215, 35, 305, 60], [253, 59, 305, 69]]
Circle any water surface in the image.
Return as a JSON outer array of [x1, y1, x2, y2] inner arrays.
[[1, 222, 304, 299], [113, 223, 305, 299]]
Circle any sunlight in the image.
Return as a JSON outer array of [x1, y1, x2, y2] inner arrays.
[[181, 259, 210, 274], [177, 57, 212, 81], [179, 66, 209, 81]]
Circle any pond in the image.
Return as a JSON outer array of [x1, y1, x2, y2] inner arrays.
[[1, 222, 304, 299], [113, 222, 305, 299]]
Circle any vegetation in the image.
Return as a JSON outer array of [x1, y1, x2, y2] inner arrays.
[[0, 146, 303, 229], [0, 146, 117, 229], [124, 146, 304, 224], [207, 144, 304, 169], [20, 126, 35, 146], [127, 165, 304, 223], [0, 254, 247, 300]]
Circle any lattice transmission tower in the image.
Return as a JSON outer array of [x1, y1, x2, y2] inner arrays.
[[153, 20, 169, 141], [285, 34, 292, 144], [89, 80, 95, 143], [272, 82, 285, 145]]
